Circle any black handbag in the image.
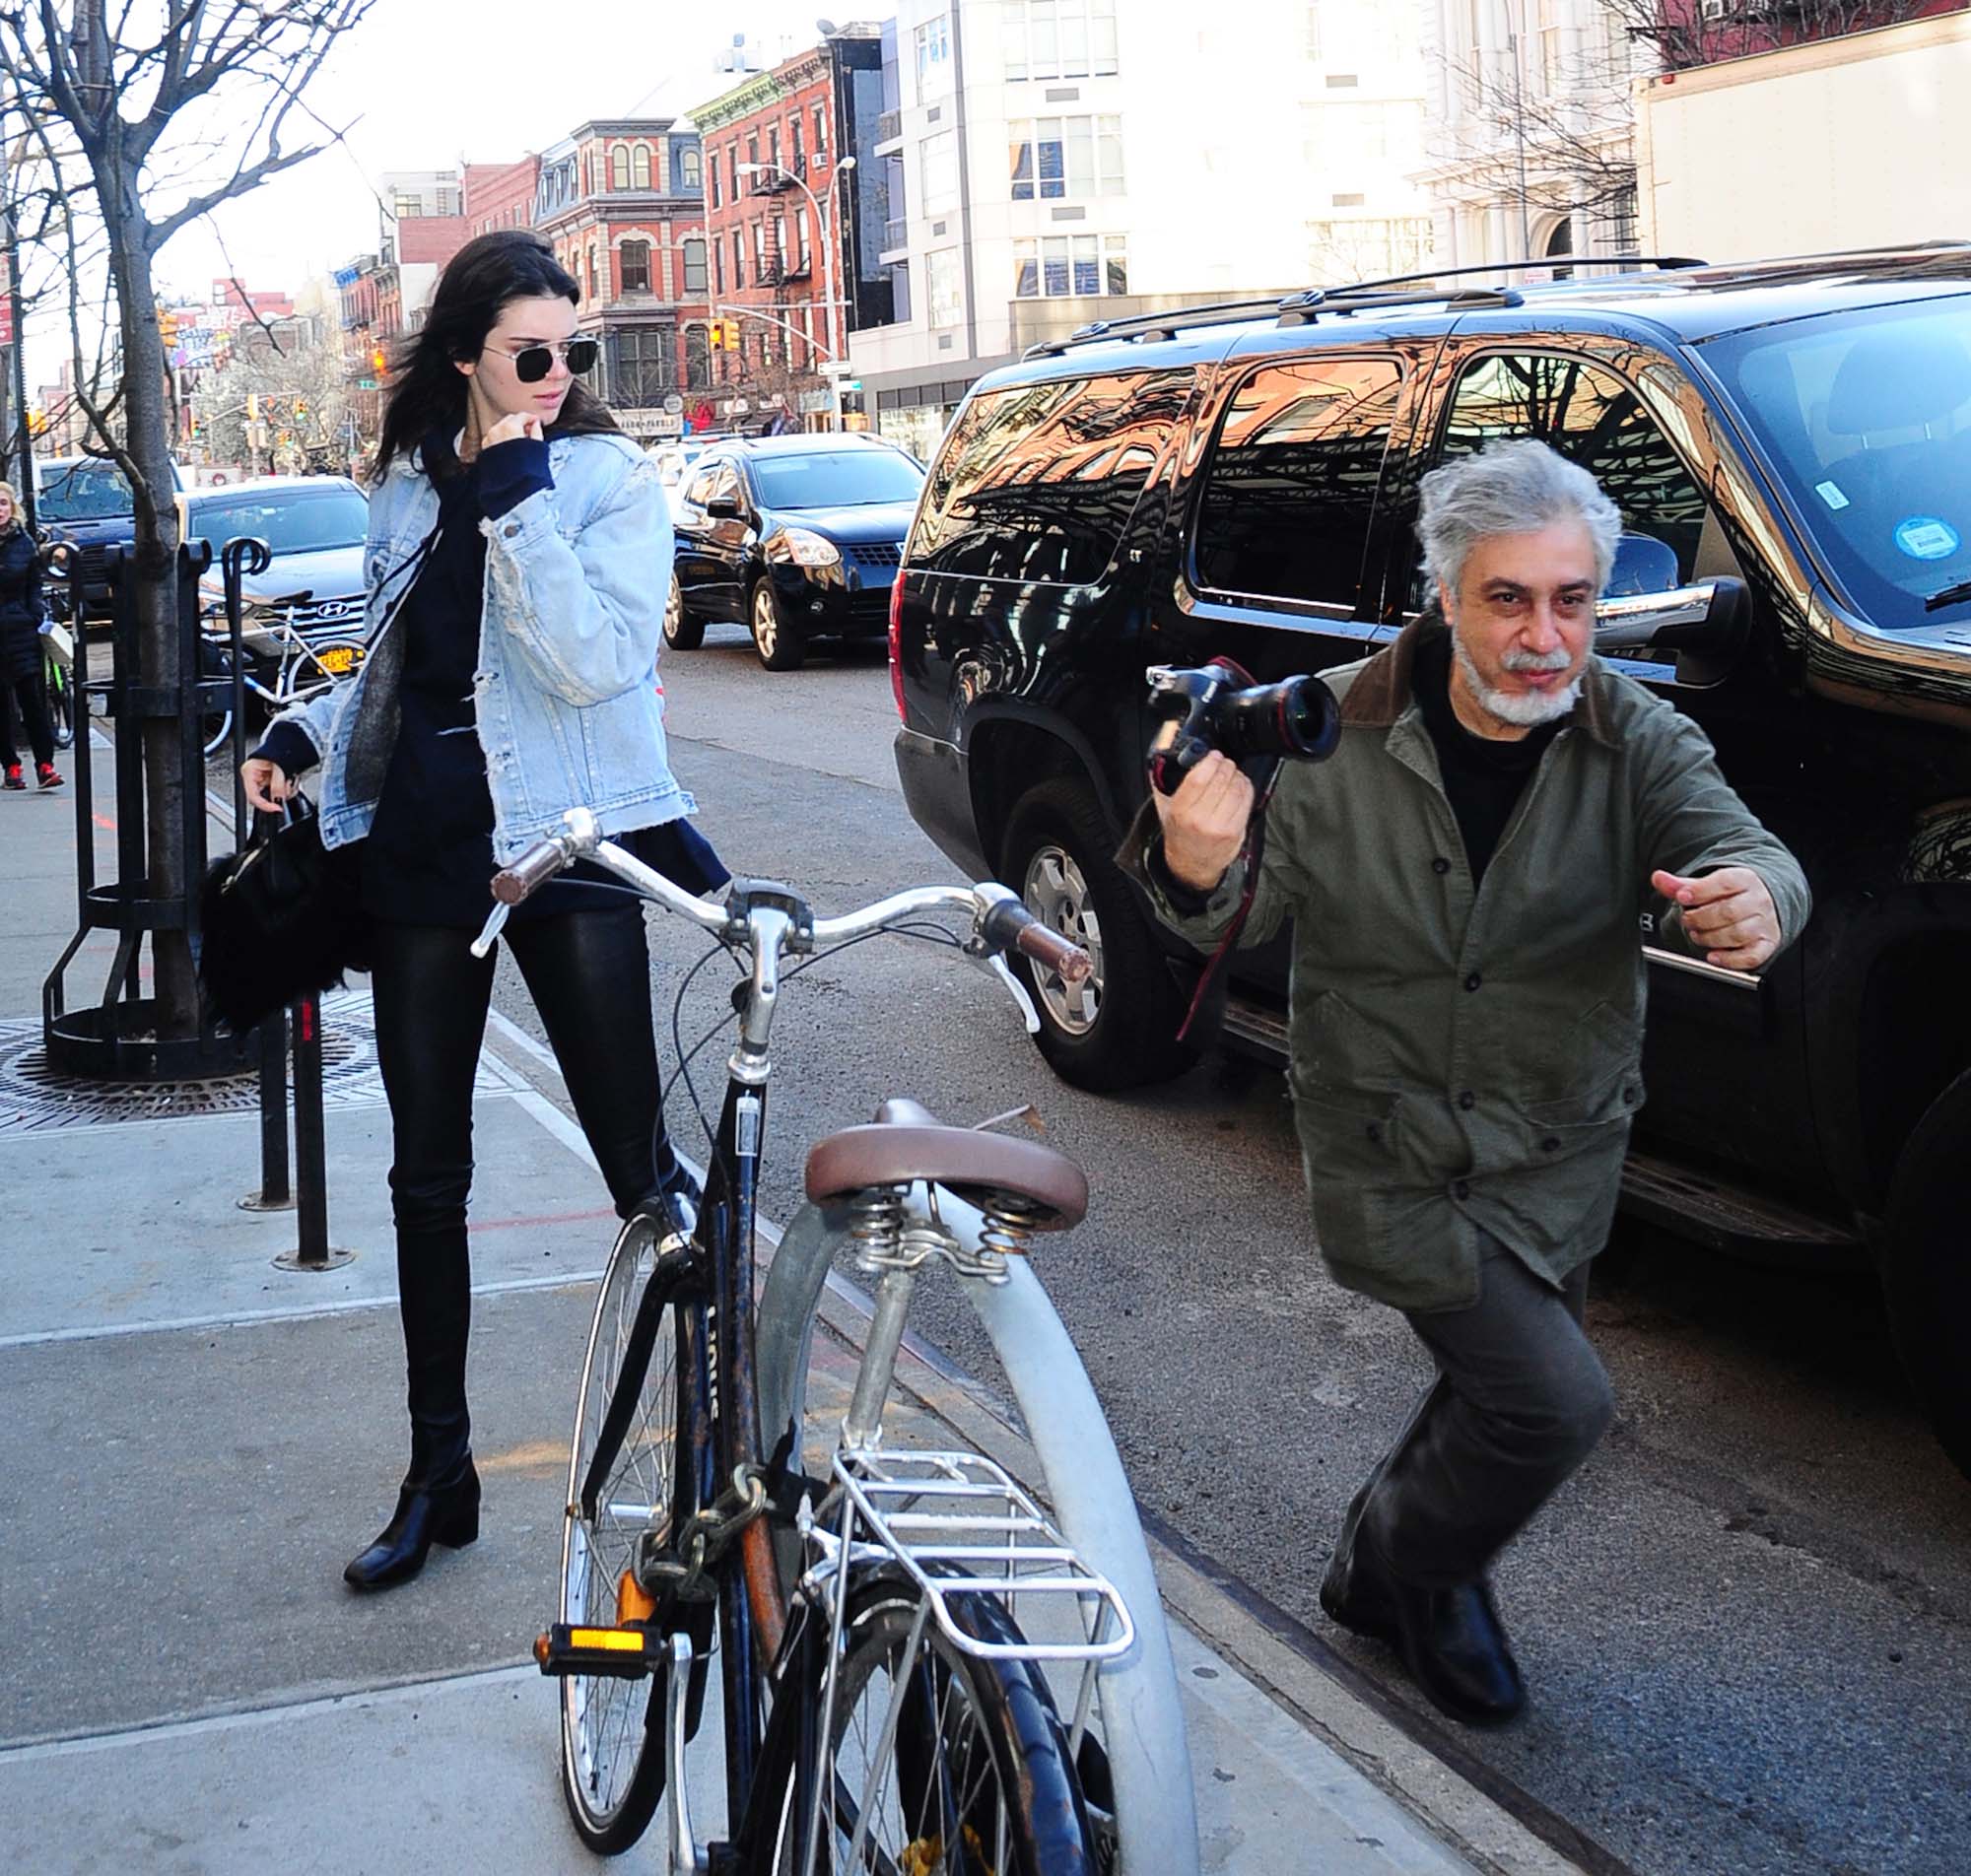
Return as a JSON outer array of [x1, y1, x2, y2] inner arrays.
[[197, 792, 372, 1033]]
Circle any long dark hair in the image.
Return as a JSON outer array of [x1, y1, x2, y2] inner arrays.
[[371, 230, 617, 481]]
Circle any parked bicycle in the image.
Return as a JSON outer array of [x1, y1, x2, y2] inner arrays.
[[479, 808, 1198, 1875], [197, 592, 366, 758], [38, 618, 76, 751]]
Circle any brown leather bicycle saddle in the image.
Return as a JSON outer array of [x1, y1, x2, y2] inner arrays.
[[803, 1098, 1088, 1230]]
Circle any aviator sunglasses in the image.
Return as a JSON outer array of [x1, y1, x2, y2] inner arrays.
[[494, 336, 600, 382]]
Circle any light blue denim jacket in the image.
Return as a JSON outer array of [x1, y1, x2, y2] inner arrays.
[[270, 430, 693, 862]]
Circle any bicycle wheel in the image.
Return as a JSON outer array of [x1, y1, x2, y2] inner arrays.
[[43, 658, 75, 750], [201, 705, 234, 759], [559, 1212, 693, 1855], [768, 1571, 1098, 1876]]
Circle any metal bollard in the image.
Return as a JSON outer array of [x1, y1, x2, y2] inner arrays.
[[274, 991, 350, 1271]]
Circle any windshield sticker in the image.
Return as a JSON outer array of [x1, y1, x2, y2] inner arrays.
[[1894, 515, 1961, 562], [1815, 480, 1850, 511]]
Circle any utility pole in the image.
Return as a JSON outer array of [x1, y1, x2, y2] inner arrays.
[[736, 155, 857, 430]]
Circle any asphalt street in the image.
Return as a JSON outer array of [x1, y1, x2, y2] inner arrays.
[[485, 623, 1971, 1876]]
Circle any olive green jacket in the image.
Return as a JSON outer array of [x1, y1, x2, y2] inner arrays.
[[1122, 624, 1811, 1313]]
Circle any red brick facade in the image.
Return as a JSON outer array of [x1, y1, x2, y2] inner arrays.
[[463, 156, 542, 238], [532, 120, 711, 435], [694, 46, 856, 427]]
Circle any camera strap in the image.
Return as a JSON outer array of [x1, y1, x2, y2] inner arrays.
[[1175, 756, 1281, 1045]]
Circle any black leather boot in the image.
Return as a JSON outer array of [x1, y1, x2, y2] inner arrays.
[[1325, 1514, 1524, 1724], [343, 1453, 481, 1592]]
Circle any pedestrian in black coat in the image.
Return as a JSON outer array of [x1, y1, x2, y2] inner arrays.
[[0, 480, 61, 790]]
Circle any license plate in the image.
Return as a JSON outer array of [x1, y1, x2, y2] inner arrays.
[[316, 644, 363, 676]]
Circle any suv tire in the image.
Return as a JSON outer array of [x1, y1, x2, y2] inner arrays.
[[1001, 777, 1196, 1092], [664, 571, 706, 651], [749, 578, 805, 671], [1882, 1069, 1971, 1482]]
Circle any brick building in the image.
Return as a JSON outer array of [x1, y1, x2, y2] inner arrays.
[[463, 156, 542, 237], [533, 118, 711, 439], [693, 26, 890, 430]]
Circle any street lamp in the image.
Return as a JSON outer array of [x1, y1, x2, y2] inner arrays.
[[736, 154, 856, 430]]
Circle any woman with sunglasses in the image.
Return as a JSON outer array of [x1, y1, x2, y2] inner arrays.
[[239, 230, 719, 1593]]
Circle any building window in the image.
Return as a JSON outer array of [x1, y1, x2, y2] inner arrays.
[[714, 240, 724, 294], [732, 231, 745, 289], [926, 246, 962, 328], [1009, 115, 1123, 201], [754, 222, 770, 278], [611, 144, 631, 189], [635, 144, 654, 189], [1104, 233, 1127, 295], [682, 145, 703, 191], [768, 125, 781, 169], [1013, 234, 1122, 299], [814, 102, 828, 157], [685, 324, 711, 390], [618, 239, 651, 295], [920, 129, 959, 216], [914, 14, 953, 101], [606, 326, 672, 406], [1002, 0, 1119, 82], [682, 237, 708, 295], [790, 115, 805, 172], [710, 155, 721, 208], [795, 210, 811, 273], [727, 145, 739, 203]]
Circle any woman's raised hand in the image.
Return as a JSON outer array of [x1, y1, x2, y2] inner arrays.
[[241, 757, 294, 815], [482, 413, 544, 450]]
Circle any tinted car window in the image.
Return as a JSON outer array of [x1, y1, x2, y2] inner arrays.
[[1191, 356, 1402, 610], [186, 491, 368, 556], [1702, 297, 1971, 628], [1438, 353, 1707, 580], [913, 368, 1192, 585], [750, 450, 924, 509]]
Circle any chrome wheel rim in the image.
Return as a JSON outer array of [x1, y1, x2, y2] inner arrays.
[[752, 583, 779, 660], [664, 573, 685, 640], [1022, 842, 1105, 1037]]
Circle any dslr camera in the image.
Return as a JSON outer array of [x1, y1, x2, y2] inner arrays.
[[1145, 657, 1342, 795]]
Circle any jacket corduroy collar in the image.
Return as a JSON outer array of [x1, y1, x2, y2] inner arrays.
[[1339, 615, 1621, 749]]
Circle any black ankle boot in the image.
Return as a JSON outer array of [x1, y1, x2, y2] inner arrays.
[[1328, 1523, 1524, 1725], [343, 1455, 481, 1592]]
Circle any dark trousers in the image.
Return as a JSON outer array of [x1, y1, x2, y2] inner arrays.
[[369, 904, 674, 1484], [1359, 1234, 1615, 1588], [0, 671, 53, 769]]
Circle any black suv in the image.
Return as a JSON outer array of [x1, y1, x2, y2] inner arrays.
[[665, 434, 924, 670], [891, 249, 1971, 1481]]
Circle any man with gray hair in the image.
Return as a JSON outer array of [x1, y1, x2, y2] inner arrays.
[[1128, 438, 1809, 1724]]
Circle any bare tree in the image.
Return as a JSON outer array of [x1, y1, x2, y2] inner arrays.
[[0, 0, 373, 1032], [197, 320, 353, 470], [1603, 0, 1930, 76]]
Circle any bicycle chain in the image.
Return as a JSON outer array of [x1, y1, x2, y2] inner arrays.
[[635, 1463, 769, 1605]]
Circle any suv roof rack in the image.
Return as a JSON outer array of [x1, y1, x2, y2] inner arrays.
[[1022, 253, 1711, 360]]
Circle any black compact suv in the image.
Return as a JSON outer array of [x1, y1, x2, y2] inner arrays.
[[891, 248, 1971, 1481], [665, 434, 925, 670]]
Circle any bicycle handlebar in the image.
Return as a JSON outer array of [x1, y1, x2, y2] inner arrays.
[[473, 810, 1093, 985]]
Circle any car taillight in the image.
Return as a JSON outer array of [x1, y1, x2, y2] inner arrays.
[[888, 570, 908, 721]]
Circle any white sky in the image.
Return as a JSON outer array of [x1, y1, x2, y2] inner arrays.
[[28, 0, 854, 377]]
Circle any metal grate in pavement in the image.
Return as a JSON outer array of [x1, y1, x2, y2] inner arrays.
[[0, 992, 525, 1134]]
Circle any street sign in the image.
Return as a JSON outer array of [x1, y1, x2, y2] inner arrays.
[[663, 392, 685, 414], [819, 359, 856, 377]]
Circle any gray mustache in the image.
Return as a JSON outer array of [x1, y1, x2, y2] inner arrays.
[[1499, 648, 1575, 673]]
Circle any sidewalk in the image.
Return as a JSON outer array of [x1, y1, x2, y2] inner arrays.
[[0, 740, 1576, 1875]]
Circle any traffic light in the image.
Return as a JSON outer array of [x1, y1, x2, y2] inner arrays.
[[293, 397, 308, 417], [708, 320, 725, 350], [372, 346, 387, 375], [157, 305, 179, 345]]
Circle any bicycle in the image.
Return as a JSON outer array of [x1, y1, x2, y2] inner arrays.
[[477, 807, 1199, 1875], [197, 594, 367, 758], [38, 619, 76, 751]]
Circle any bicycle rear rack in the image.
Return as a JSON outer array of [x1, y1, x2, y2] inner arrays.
[[803, 1446, 1136, 1665]]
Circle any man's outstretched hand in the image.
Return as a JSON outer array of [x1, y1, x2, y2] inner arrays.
[[1651, 866, 1782, 972]]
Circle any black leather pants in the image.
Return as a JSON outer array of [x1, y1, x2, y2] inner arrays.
[[369, 904, 675, 1485]]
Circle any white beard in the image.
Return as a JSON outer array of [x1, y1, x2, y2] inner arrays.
[[1451, 632, 1584, 730]]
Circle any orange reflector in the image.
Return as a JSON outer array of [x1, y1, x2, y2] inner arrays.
[[533, 1633, 552, 1668], [617, 1570, 657, 1625], [569, 1627, 646, 1652]]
